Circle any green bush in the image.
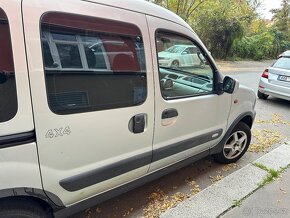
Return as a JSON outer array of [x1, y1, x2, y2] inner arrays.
[[231, 30, 290, 60]]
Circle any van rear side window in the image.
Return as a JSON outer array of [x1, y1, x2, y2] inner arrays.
[[41, 13, 147, 115], [0, 8, 18, 122]]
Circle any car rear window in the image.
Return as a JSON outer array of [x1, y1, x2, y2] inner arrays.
[[273, 57, 290, 70], [0, 8, 18, 122]]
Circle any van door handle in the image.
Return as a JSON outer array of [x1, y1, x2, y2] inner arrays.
[[129, 114, 146, 134], [162, 108, 178, 119]]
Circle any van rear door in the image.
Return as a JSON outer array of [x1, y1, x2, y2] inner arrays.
[[22, 0, 154, 206]]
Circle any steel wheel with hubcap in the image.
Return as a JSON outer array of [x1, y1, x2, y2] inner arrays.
[[214, 122, 251, 164]]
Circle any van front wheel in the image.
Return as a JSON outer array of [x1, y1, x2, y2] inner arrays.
[[0, 198, 52, 218], [214, 122, 251, 164]]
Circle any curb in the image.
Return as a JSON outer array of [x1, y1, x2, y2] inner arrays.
[[161, 143, 290, 218]]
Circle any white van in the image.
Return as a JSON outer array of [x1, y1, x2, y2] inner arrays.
[[0, 0, 256, 217]]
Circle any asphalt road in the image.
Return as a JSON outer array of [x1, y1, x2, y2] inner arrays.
[[72, 60, 290, 218]]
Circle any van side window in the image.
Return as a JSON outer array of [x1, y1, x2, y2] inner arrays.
[[156, 31, 214, 100], [41, 13, 147, 114], [0, 8, 18, 122]]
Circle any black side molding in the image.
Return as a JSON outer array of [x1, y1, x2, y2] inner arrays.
[[55, 150, 209, 218], [152, 129, 223, 162], [60, 129, 222, 192], [60, 151, 152, 192], [0, 131, 36, 149]]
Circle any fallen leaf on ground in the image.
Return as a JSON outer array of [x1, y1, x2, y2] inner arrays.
[[249, 129, 283, 153], [186, 180, 201, 195], [210, 174, 224, 183], [222, 163, 239, 172], [143, 189, 188, 218], [255, 114, 290, 125], [280, 188, 287, 194]]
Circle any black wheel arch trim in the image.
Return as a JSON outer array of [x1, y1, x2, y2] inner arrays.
[[210, 111, 256, 155], [0, 187, 64, 211]]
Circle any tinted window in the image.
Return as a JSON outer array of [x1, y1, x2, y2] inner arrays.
[[41, 13, 147, 114], [56, 44, 83, 69], [273, 57, 290, 70], [156, 31, 214, 99], [0, 8, 17, 122]]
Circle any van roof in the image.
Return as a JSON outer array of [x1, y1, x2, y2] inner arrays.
[[81, 0, 192, 30]]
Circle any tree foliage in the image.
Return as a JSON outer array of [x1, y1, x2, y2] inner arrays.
[[191, 0, 255, 58], [147, 0, 290, 60], [271, 0, 290, 39], [147, 0, 205, 21]]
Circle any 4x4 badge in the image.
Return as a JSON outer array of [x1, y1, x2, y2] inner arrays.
[[45, 127, 71, 139]]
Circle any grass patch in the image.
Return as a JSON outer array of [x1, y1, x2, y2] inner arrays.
[[254, 163, 290, 188], [233, 199, 242, 207], [253, 162, 268, 171]]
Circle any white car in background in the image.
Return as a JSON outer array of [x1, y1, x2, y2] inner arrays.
[[258, 55, 290, 101], [158, 45, 205, 68], [278, 50, 290, 58]]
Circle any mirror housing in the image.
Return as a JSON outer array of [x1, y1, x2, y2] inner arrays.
[[0, 71, 7, 84], [223, 76, 239, 94]]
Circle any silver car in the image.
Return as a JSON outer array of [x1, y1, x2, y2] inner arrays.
[[258, 56, 290, 101]]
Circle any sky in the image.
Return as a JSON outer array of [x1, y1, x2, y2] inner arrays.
[[259, 0, 283, 19]]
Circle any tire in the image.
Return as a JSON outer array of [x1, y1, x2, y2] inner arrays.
[[171, 60, 179, 68], [214, 122, 251, 164], [0, 198, 53, 218], [257, 90, 269, 100]]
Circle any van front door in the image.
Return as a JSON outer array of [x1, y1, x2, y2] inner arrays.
[[147, 16, 232, 171], [23, 0, 154, 206]]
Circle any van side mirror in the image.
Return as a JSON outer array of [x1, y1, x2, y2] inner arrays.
[[0, 71, 7, 84], [223, 76, 239, 94]]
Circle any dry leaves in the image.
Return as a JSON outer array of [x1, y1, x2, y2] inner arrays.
[[96, 207, 101, 214], [143, 189, 188, 218], [210, 174, 224, 183], [123, 208, 134, 217], [186, 180, 201, 195], [143, 180, 201, 218], [222, 163, 239, 172], [249, 129, 283, 153], [256, 114, 290, 126]]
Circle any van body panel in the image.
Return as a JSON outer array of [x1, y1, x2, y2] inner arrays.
[[81, 0, 192, 30], [0, 0, 256, 215], [0, 0, 34, 136], [22, 0, 155, 205], [0, 142, 42, 191], [146, 15, 232, 171]]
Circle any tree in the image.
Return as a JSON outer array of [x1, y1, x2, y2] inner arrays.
[[146, 0, 206, 22], [271, 0, 290, 40], [192, 0, 256, 58]]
